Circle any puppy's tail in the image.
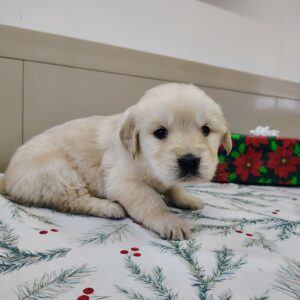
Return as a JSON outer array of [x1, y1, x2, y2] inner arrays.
[[0, 174, 5, 193]]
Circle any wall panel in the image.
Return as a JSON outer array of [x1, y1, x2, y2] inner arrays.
[[0, 57, 22, 172], [24, 61, 163, 140]]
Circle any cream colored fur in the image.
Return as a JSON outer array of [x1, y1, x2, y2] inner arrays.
[[4, 83, 231, 240]]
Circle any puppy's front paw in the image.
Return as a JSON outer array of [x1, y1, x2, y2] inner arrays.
[[166, 187, 205, 210], [104, 202, 126, 219], [183, 194, 205, 210], [174, 193, 205, 210], [157, 214, 191, 240]]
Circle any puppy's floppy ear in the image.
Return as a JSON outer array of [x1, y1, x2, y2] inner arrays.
[[119, 112, 140, 159], [222, 129, 232, 155]]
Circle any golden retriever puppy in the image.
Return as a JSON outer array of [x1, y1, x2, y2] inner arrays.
[[2, 83, 231, 240]]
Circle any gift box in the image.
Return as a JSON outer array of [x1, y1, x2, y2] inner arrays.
[[213, 134, 300, 186]]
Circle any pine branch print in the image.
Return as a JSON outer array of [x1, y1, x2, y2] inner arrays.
[[206, 247, 246, 287], [190, 214, 300, 242], [264, 219, 300, 241], [186, 184, 293, 204], [243, 232, 277, 252], [0, 246, 70, 274], [185, 185, 295, 214], [0, 218, 18, 246], [151, 240, 208, 299], [7, 202, 58, 226], [273, 257, 300, 299], [123, 255, 178, 300], [1, 219, 69, 274], [191, 217, 267, 236], [151, 241, 245, 300], [115, 286, 149, 300], [204, 203, 232, 211], [77, 223, 130, 245], [94, 296, 110, 300], [218, 289, 233, 300], [15, 264, 94, 300], [249, 290, 269, 300], [173, 209, 222, 221], [153, 267, 165, 287], [178, 185, 300, 248]]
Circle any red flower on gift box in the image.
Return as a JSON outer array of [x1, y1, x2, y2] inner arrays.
[[277, 138, 296, 148], [267, 145, 300, 178], [213, 162, 229, 182], [246, 136, 269, 148], [234, 148, 263, 181]]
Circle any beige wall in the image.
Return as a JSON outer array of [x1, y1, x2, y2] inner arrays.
[[0, 57, 22, 172], [1, 25, 300, 172], [24, 62, 162, 140], [23, 61, 300, 143], [2, 0, 300, 83]]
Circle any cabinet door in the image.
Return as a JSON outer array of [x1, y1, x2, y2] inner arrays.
[[0, 58, 22, 172], [24, 61, 162, 141]]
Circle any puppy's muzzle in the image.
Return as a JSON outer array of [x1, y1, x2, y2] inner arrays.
[[177, 153, 200, 178]]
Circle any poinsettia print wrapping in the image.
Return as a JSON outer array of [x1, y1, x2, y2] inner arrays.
[[213, 134, 300, 186]]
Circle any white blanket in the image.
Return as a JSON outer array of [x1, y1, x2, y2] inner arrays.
[[0, 183, 299, 300]]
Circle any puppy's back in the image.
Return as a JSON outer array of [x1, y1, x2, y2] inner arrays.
[[4, 115, 117, 198]]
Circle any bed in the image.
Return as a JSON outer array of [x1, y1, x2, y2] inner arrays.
[[1, 182, 299, 300]]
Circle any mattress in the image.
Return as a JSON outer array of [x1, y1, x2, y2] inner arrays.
[[0, 182, 299, 300]]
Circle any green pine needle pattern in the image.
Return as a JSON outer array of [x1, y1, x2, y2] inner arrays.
[[115, 286, 149, 300], [0, 218, 18, 246], [151, 240, 245, 300], [243, 232, 277, 252], [217, 289, 233, 300], [1, 194, 58, 226], [77, 223, 130, 245], [1, 183, 299, 299], [94, 296, 110, 300], [273, 257, 300, 300], [181, 185, 300, 242], [0, 246, 70, 274], [249, 290, 269, 300], [16, 264, 94, 300], [121, 254, 178, 300], [0, 219, 70, 274]]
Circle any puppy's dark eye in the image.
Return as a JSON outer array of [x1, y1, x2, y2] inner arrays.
[[153, 127, 168, 140], [201, 125, 210, 136]]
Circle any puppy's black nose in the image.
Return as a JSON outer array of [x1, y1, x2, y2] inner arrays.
[[178, 153, 200, 176]]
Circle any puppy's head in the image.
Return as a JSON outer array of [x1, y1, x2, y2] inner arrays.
[[120, 83, 231, 187]]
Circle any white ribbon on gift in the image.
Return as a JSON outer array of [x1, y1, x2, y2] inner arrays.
[[249, 126, 280, 137]]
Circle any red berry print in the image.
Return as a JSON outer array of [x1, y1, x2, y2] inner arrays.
[[120, 250, 129, 254], [131, 247, 139, 251], [77, 296, 89, 300], [83, 288, 94, 295], [235, 230, 243, 233], [39, 230, 48, 234], [51, 228, 59, 232], [292, 198, 297, 201], [246, 233, 253, 237], [275, 209, 280, 212], [272, 212, 278, 214], [133, 253, 141, 257]]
